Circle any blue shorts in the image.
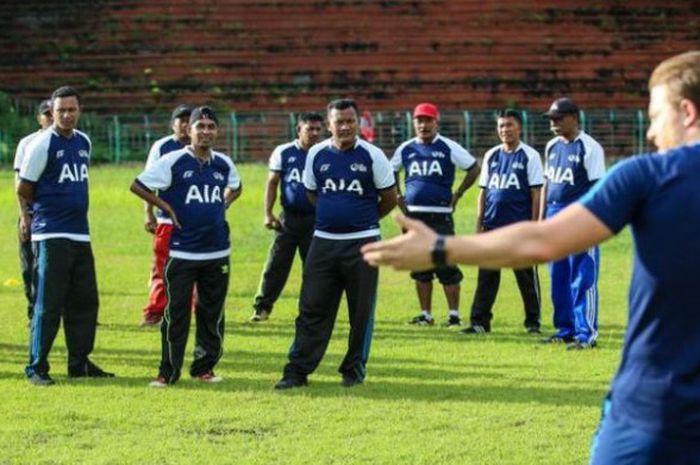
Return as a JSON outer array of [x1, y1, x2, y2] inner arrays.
[[590, 397, 700, 465]]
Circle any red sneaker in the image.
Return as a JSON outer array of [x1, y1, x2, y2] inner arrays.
[[140, 313, 163, 327], [195, 372, 223, 383]]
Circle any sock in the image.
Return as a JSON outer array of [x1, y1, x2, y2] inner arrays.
[[421, 310, 433, 320], [449, 309, 460, 317]]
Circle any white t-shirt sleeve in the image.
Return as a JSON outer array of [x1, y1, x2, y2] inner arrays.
[[145, 140, 162, 170], [389, 145, 404, 172], [13, 133, 34, 172], [268, 145, 283, 172], [445, 138, 477, 170], [479, 147, 496, 188], [543, 137, 557, 180], [137, 152, 175, 191], [82, 131, 93, 160], [227, 158, 242, 190], [19, 133, 50, 182], [303, 146, 319, 191], [523, 145, 544, 187], [369, 146, 396, 189], [583, 136, 606, 181]]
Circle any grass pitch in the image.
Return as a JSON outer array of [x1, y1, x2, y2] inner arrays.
[[0, 163, 630, 465]]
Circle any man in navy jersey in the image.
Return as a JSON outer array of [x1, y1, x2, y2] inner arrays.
[[140, 104, 192, 327], [363, 51, 700, 465], [17, 86, 114, 386], [463, 109, 543, 335], [14, 99, 52, 322], [275, 99, 397, 390], [250, 112, 324, 322], [541, 97, 606, 349], [391, 102, 479, 327], [131, 106, 242, 387]]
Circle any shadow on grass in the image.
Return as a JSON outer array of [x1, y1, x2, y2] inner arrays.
[[0, 339, 609, 409], [0, 366, 607, 408]]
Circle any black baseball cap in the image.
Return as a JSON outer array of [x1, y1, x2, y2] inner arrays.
[[189, 106, 219, 125], [543, 97, 579, 118], [37, 99, 52, 116], [171, 104, 192, 121]]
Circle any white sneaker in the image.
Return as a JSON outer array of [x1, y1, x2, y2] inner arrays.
[[149, 376, 168, 388], [250, 310, 270, 322]]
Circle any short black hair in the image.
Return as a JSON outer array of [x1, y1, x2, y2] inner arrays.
[[51, 86, 81, 104], [189, 106, 219, 125], [327, 98, 358, 115], [497, 108, 523, 125], [298, 112, 324, 125]]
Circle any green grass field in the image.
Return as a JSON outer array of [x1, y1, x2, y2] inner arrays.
[[0, 163, 631, 465]]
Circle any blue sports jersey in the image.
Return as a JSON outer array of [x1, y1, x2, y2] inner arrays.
[[479, 142, 544, 229], [545, 131, 605, 205], [145, 135, 187, 224], [19, 128, 92, 242], [391, 134, 476, 213], [304, 138, 395, 239], [268, 140, 314, 214], [136, 148, 241, 260], [580, 142, 700, 437]]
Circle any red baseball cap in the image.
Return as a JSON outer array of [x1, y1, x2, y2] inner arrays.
[[413, 102, 439, 120]]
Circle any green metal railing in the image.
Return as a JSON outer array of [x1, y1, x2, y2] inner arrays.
[[1, 109, 650, 165]]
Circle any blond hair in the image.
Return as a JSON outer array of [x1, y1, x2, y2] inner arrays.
[[649, 51, 700, 107]]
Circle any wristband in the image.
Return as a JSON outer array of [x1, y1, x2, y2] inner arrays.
[[431, 235, 448, 269]]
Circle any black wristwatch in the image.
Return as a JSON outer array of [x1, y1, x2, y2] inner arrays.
[[431, 235, 448, 269]]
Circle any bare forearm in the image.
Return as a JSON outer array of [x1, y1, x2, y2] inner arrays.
[[475, 189, 485, 232], [131, 181, 170, 212], [456, 165, 480, 195], [446, 222, 552, 269], [530, 188, 542, 221], [17, 180, 34, 204], [378, 188, 398, 219], [264, 178, 279, 214], [306, 192, 317, 206], [538, 183, 548, 221], [225, 187, 242, 208], [446, 204, 612, 269], [17, 194, 30, 217]]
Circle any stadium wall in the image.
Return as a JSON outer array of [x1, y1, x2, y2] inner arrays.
[[1, 0, 699, 115]]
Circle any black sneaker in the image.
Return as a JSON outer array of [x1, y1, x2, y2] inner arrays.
[[408, 314, 435, 326], [566, 340, 597, 351], [540, 334, 575, 344], [526, 326, 542, 335], [28, 372, 55, 386], [274, 377, 308, 390], [68, 360, 115, 378], [250, 309, 270, 322], [446, 315, 462, 328], [341, 376, 364, 388], [460, 324, 490, 334]]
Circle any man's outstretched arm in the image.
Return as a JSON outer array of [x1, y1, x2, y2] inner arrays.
[[362, 204, 612, 271]]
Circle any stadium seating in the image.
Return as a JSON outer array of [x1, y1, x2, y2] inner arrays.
[[1, 0, 697, 114]]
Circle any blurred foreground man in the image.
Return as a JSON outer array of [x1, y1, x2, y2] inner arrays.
[[362, 51, 700, 465]]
